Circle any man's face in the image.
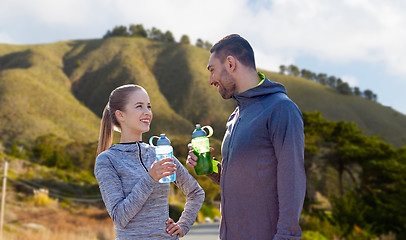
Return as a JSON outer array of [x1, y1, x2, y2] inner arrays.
[[207, 52, 236, 99]]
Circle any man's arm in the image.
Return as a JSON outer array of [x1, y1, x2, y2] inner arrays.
[[206, 161, 222, 185], [269, 100, 306, 240]]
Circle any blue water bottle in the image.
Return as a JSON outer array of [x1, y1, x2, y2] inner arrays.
[[149, 134, 176, 183]]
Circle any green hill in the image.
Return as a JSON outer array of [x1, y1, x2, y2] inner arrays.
[[0, 37, 405, 148], [264, 72, 406, 147], [0, 42, 100, 146]]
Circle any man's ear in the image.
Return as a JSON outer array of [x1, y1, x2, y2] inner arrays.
[[226, 56, 237, 73], [115, 110, 124, 122]]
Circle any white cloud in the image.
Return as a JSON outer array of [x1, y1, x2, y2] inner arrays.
[[0, 0, 405, 77], [244, 0, 406, 76]]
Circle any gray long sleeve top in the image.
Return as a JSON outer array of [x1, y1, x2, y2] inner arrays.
[[94, 142, 205, 240], [208, 74, 306, 240]]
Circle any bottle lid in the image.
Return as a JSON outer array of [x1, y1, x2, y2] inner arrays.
[[193, 124, 207, 138], [157, 134, 171, 146]]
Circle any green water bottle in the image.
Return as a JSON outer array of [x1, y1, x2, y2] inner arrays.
[[192, 124, 213, 175]]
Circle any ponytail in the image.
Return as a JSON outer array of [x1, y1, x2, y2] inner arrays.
[[97, 104, 114, 156]]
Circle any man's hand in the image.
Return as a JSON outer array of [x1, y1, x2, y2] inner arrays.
[[186, 144, 215, 169]]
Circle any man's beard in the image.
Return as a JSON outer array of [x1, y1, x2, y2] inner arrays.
[[219, 69, 236, 99]]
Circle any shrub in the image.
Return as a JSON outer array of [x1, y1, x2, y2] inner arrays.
[[302, 231, 328, 240], [199, 203, 220, 219], [33, 189, 55, 206]]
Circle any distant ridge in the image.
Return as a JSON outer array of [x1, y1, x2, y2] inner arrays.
[[0, 37, 405, 148]]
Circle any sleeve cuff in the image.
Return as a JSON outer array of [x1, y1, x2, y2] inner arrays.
[[179, 223, 190, 236]]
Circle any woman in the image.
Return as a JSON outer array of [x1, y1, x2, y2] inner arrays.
[[94, 84, 204, 239]]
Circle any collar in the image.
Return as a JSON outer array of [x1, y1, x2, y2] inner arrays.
[[109, 141, 149, 152]]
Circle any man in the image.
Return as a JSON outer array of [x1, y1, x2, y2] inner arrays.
[[187, 34, 306, 240]]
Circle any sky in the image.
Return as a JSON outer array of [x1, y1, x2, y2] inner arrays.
[[1, 0, 405, 115]]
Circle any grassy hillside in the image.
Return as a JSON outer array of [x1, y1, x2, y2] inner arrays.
[[63, 38, 195, 139], [264, 71, 406, 147], [0, 43, 100, 146], [0, 37, 405, 148]]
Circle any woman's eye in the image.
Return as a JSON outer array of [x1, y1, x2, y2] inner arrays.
[[136, 105, 142, 108]]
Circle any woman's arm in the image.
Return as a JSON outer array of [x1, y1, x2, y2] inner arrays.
[[94, 154, 158, 229]]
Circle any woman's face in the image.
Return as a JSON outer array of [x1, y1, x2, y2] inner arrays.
[[118, 89, 152, 136]]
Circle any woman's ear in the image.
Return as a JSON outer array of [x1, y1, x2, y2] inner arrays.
[[115, 110, 125, 122]]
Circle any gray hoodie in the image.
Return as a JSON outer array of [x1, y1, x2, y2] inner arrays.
[[94, 142, 204, 240], [209, 75, 306, 240]]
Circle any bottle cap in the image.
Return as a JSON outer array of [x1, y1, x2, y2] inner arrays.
[[157, 134, 171, 146], [193, 124, 207, 138]]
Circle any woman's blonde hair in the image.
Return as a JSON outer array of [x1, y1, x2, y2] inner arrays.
[[96, 84, 146, 156]]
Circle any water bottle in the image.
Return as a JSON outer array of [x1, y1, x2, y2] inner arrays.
[[149, 134, 176, 183], [191, 124, 213, 175]]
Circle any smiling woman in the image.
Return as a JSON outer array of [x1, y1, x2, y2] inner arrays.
[[114, 88, 153, 144], [93, 84, 204, 240]]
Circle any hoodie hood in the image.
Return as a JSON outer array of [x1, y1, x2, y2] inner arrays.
[[232, 76, 287, 107]]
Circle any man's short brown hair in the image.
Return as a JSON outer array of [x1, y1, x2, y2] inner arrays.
[[210, 34, 256, 70]]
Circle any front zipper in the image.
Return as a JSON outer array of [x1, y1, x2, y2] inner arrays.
[[136, 142, 148, 172], [224, 110, 241, 165]]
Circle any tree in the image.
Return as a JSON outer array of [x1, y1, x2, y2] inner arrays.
[[195, 38, 204, 48], [163, 31, 175, 42], [300, 69, 313, 79], [148, 27, 164, 41], [310, 72, 317, 82], [180, 35, 190, 44], [103, 30, 112, 39], [363, 89, 374, 100], [353, 87, 361, 97], [302, 112, 336, 210], [110, 25, 129, 37], [327, 121, 365, 197], [279, 65, 286, 75], [203, 41, 212, 50], [129, 24, 147, 37], [328, 76, 337, 88], [337, 82, 352, 95], [303, 112, 406, 239], [287, 64, 299, 76], [317, 73, 328, 85], [372, 94, 377, 102], [356, 139, 406, 238]]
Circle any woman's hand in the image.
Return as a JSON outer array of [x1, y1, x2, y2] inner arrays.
[[166, 218, 183, 237], [148, 158, 176, 182]]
